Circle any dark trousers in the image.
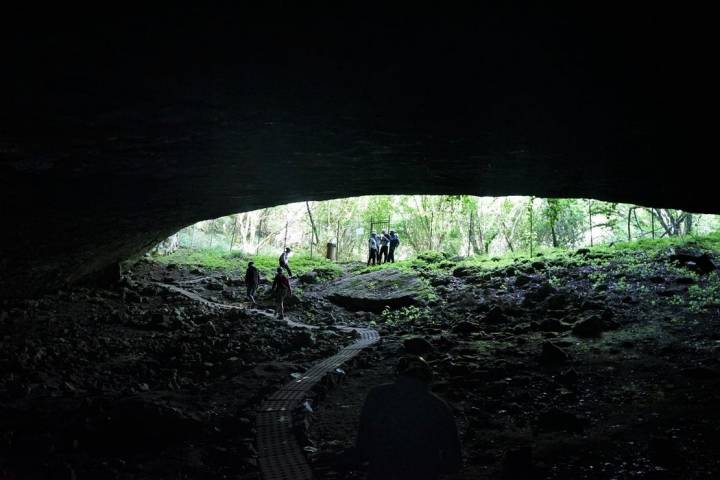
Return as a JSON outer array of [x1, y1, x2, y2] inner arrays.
[[280, 262, 292, 277], [388, 246, 396, 263], [367, 249, 378, 266], [246, 284, 258, 303], [379, 245, 389, 263]]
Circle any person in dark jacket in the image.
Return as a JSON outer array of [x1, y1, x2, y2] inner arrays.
[[279, 247, 293, 277], [244, 261, 260, 305], [378, 230, 390, 264], [354, 356, 462, 480], [388, 230, 400, 263], [271, 267, 292, 319]]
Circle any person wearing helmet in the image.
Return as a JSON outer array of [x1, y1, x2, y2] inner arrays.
[[354, 356, 462, 479]]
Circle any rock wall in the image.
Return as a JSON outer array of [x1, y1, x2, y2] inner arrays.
[[0, 6, 714, 297]]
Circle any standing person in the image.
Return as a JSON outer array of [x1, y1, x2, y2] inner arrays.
[[271, 267, 291, 319], [388, 230, 400, 263], [353, 356, 462, 480], [378, 230, 390, 264], [244, 261, 260, 305], [367, 233, 379, 266], [279, 247, 292, 277]]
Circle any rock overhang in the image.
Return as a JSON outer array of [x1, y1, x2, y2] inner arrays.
[[0, 6, 714, 297]]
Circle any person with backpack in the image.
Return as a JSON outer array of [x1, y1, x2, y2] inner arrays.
[[244, 261, 260, 305], [388, 230, 400, 263], [378, 230, 391, 264], [271, 267, 292, 319], [279, 247, 292, 277], [367, 232, 379, 266]]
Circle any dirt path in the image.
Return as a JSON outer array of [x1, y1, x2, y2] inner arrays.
[[152, 282, 380, 480]]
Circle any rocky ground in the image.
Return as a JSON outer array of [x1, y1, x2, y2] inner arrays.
[[2, 244, 720, 479], [307, 246, 720, 479]]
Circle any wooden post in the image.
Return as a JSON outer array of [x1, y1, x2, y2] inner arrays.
[[651, 209, 656, 239]]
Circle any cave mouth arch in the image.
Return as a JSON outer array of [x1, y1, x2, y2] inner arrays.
[[1, 6, 715, 297], [151, 196, 720, 270]]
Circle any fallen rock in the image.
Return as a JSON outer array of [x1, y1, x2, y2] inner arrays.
[[515, 274, 533, 287], [484, 306, 507, 324], [524, 283, 556, 303], [546, 293, 571, 310], [300, 271, 318, 284], [290, 330, 316, 349], [669, 248, 717, 274], [571, 314, 605, 337], [452, 320, 482, 335], [539, 341, 569, 365], [538, 318, 571, 332], [324, 269, 431, 312]]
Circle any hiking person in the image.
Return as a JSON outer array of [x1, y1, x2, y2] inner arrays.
[[378, 230, 390, 264], [388, 230, 400, 263], [271, 267, 291, 319], [367, 232, 379, 266], [353, 355, 462, 480], [279, 247, 292, 277], [244, 261, 260, 305]]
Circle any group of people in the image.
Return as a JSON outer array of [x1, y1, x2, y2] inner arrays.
[[367, 229, 400, 266], [242, 244, 462, 479], [244, 247, 293, 319]]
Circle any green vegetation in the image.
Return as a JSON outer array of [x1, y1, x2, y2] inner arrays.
[[154, 247, 342, 280], [380, 306, 436, 327], [154, 196, 720, 262]]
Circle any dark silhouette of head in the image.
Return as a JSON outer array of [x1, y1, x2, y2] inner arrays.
[[396, 355, 433, 384]]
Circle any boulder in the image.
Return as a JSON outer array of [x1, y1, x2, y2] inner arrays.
[[539, 341, 569, 365], [669, 248, 717, 274], [289, 330, 316, 349], [571, 314, 605, 337], [300, 271, 319, 284], [515, 274, 533, 287], [452, 320, 482, 335], [538, 318, 570, 332], [484, 306, 507, 324], [324, 269, 431, 313]]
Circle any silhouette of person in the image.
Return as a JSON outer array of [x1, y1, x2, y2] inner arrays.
[[378, 229, 390, 264], [367, 232, 379, 266], [244, 261, 260, 305], [279, 247, 293, 277], [271, 267, 291, 319], [388, 230, 400, 263], [354, 356, 461, 480]]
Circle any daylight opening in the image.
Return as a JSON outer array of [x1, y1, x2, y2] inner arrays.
[[152, 195, 720, 262]]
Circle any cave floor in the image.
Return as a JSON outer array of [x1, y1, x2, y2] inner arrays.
[[2, 248, 720, 479]]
